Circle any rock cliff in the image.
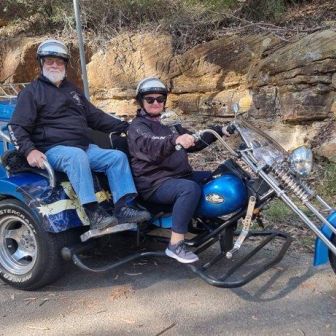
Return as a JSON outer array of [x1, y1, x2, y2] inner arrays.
[[1, 30, 335, 161]]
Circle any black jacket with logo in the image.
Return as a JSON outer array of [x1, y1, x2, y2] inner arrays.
[[8, 75, 129, 157], [127, 109, 223, 199]]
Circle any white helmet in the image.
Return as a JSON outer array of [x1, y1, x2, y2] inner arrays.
[[136, 77, 168, 101], [37, 39, 69, 62]]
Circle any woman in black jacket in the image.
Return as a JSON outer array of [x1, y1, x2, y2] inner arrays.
[[127, 77, 229, 263]]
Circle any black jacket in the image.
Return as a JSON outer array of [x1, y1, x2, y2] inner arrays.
[[8, 75, 129, 157], [127, 109, 222, 199]]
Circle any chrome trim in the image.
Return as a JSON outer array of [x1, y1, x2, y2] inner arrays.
[[42, 160, 56, 188], [240, 151, 336, 257]]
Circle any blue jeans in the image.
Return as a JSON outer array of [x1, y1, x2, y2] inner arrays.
[[148, 171, 211, 234], [46, 144, 137, 205]]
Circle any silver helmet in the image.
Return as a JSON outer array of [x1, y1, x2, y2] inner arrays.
[[37, 39, 69, 62], [136, 77, 168, 101]]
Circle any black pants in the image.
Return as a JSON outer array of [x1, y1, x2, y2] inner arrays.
[[148, 171, 211, 234]]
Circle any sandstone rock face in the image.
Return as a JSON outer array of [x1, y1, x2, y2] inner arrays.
[[88, 33, 173, 114], [0, 37, 87, 88], [1, 30, 335, 161], [316, 139, 336, 163], [87, 30, 335, 159], [313, 121, 336, 163], [249, 31, 336, 122], [317, 139, 336, 163], [88, 34, 173, 90]]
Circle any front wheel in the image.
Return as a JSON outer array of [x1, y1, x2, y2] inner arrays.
[[329, 234, 336, 274], [0, 199, 68, 290]]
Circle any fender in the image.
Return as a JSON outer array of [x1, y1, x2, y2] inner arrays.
[[0, 172, 94, 233], [313, 211, 336, 266]]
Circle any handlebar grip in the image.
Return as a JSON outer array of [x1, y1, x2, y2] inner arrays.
[[226, 124, 236, 135], [175, 132, 200, 150]]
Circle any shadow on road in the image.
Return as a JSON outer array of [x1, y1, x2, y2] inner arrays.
[[37, 232, 319, 303], [232, 263, 318, 302]]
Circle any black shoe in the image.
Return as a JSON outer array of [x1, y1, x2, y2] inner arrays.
[[115, 206, 151, 224], [86, 206, 118, 230]]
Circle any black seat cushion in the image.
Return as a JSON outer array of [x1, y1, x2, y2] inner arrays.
[[88, 129, 130, 156], [138, 198, 172, 217]]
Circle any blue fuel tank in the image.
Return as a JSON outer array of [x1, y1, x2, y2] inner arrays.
[[197, 173, 248, 218]]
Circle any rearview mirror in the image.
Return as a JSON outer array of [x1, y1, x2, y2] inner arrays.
[[232, 103, 240, 115]]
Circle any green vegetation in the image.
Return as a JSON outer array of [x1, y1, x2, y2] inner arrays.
[[316, 162, 336, 203], [264, 161, 336, 224], [1, 0, 73, 30], [242, 0, 286, 21], [0, 0, 310, 51], [263, 199, 293, 223]]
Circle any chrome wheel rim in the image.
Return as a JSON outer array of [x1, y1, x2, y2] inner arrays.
[[0, 215, 37, 275]]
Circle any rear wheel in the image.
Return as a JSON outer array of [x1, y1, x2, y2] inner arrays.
[[329, 234, 336, 274], [0, 199, 72, 290]]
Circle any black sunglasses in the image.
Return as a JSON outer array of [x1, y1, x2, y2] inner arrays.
[[143, 96, 166, 104]]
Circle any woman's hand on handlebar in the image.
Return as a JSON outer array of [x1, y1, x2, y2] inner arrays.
[[175, 134, 196, 149], [223, 124, 235, 136], [209, 124, 233, 137], [27, 149, 46, 169]]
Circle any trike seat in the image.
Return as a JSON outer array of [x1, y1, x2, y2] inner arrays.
[[138, 198, 172, 217]]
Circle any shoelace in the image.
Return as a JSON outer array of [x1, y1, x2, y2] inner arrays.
[[96, 208, 110, 221], [120, 206, 141, 216], [174, 241, 186, 254]]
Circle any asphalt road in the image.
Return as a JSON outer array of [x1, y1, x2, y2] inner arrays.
[[1, 238, 336, 336]]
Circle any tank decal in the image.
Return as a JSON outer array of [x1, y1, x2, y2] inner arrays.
[[197, 174, 248, 218]]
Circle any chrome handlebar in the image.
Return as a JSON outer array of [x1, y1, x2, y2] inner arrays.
[[195, 129, 239, 157], [42, 160, 56, 188]]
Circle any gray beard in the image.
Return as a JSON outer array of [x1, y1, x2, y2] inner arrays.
[[43, 69, 66, 84]]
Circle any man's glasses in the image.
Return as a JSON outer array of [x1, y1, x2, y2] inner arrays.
[[143, 96, 166, 104], [43, 58, 66, 66]]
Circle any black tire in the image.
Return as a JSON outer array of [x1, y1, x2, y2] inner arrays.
[[329, 234, 336, 274], [0, 199, 73, 290]]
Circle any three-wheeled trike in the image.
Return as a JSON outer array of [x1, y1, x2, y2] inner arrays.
[[0, 84, 335, 290]]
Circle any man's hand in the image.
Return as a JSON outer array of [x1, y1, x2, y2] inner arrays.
[[175, 134, 195, 149], [27, 149, 46, 169]]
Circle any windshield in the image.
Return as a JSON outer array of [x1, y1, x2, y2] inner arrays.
[[233, 120, 288, 166]]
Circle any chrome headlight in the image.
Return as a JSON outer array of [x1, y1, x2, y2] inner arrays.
[[289, 146, 313, 177]]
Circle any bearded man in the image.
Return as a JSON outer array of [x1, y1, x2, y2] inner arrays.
[[8, 39, 150, 231]]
